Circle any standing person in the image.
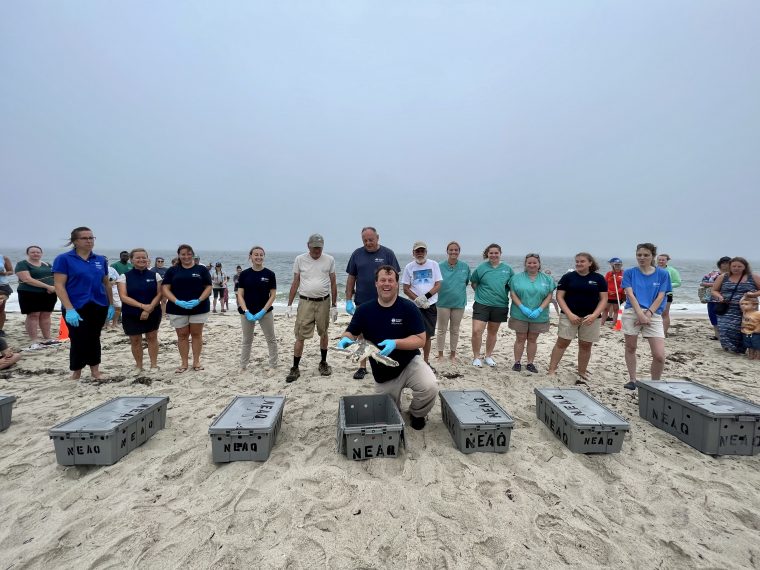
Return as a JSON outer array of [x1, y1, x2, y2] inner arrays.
[[110, 251, 132, 275], [53, 227, 115, 381], [232, 265, 243, 295], [712, 257, 760, 354], [740, 295, 760, 360], [15, 246, 58, 348], [162, 244, 213, 373], [337, 265, 438, 430], [543, 268, 561, 317], [401, 241, 442, 366], [345, 226, 400, 379], [700, 256, 731, 340], [547, 253, 608, 380], [470, 244, 513, 367], [285, 234, 338, 383], [106, 265, 122, 329], [657, 254, 681, 336], [604, 257, 626, 327], [237, 246, 278, 371], [0, 253, 13, 337], [619, 243, 671, 389], [211, 262, 228, 313], [116, 249, 163, 372], [436, 241, 471, 362], [151, 256, 169, 315], [508, 254, 555, 373]]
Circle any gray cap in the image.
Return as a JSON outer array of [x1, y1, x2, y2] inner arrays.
[[308, 233, 325, 247], [413, 240, 428, 251]]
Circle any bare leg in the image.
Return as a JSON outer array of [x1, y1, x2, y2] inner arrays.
[[25, 312, 41, 343], [662, 303, 671, 336], [484, 322, 500, 358], [176, 326, 190, 369], [39, 311, 53, 340], [647, 337, 665, 379], [129, 334, 144, 369], [90, 364, 103, 379], [513, 332, 527, 363], [189, 323, 204, 368], [548, 337, 572, 374], [526, 332, 540, 364], [471, 320, 486, 358], [624, 334, 639, 381], [423, 336, 432, 363], [146, 330, 159, 368], [577, 340, 593, 378]]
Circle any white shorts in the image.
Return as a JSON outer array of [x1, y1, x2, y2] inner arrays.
[[621, 308, 665, 338], [169, 313, 210, 328]]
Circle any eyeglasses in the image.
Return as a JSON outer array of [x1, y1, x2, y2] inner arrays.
[[77, 236, 96, 241], [155, 259, 164, 263]]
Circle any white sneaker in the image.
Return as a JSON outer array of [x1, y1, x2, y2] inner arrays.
[[484, 356, 496, 367], [28, 343, 44, 351], [472, 358, 482, 367]]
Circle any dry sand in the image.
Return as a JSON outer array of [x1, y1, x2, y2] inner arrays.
[[1, 311, 759, 569]]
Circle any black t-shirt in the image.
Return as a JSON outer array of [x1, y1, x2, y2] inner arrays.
[[163, 264, 212, 315], [237, 268, 277, 314], [557, 271, 607, 317], [346, 297, 423, 383]]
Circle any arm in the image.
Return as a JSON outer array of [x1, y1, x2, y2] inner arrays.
[[199, 285, 212, 302], [287, 273, 300, 306], [711, 274, 726, 301], [330, 272, 337, 307], [345, 274, 356, 301], [265, 288, 277, 311], [394, 332, 426, 350], [556, 290, 581, 325], [2, 256, 12, 276], [54, 273, 75, 310], [670, 269, 682, 289], [648, 292, 666, 315], [403, 283, 415, 299], [103, 275, 114, 306], [539, 291, 553, 311], [583, 292, 609, 325], [625, 286, 651, 324], [428, 280, 441, 297], [16, 270, 56, 293], [509, 289, 523, 307]]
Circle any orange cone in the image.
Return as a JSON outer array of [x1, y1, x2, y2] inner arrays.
[[614, 308, 623, 331], [58, 316, 70, 341]]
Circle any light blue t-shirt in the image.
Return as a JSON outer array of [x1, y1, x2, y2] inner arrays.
[[622, 267, 671, 315], [508, 271, 556, 323], [437, 260, 471, 308], [470, 262, 513, 307]]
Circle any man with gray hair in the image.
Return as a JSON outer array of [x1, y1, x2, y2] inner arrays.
[[286, 233, 338, 383]]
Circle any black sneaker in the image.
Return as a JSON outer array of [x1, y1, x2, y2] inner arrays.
[[410, 416, 426, 430], [286, 366, 300, 383], [526, 363, 538, 374], [623, 381, 636, 390], [0, 330, 5, 337], [353, 367, 367, 380], [318, 361, 332, 376], [512, 362, 522, 372]]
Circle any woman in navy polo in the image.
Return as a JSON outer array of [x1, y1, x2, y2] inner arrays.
[[162, 244, 212, 373], [53, 226, 114, 381], [116, 248, 163, 372]]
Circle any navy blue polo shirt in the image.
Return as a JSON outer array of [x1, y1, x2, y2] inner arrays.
[[163, 264, 212, 315], [52, 249, 109, 309], [346, 246, 400, 305], [119, 268, 162, 317]]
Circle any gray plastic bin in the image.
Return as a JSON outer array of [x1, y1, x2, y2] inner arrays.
[[337, 394, 404, 460], [535, 388, 629, 453], [439, 390, 514, 453], [208, 396, 285, 462], [49, 396, 169, 466], [637, 380, 760, 455], [0, 395, 16, 432]]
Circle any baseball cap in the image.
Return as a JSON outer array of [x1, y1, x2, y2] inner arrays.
[[308, 233, 324, 247], [413, 241, 428, 251], [608, 257, 622, 264]]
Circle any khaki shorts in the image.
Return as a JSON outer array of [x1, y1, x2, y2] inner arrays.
[[508, 317, 550, 334], [621, 308, 665, 338], [294, 298, 330, 340], [557, 314, 601, 343], [169, 312, 210, 328]]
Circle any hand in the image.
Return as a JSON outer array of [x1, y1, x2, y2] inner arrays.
[[286, 305, 293, 318], [140, 310, 149, 321], [175, 300, 191, 309], [378, 339, 396, 356], [64, 309, 83, 327], [337, 337, 355, 349], [253, 309, 266, 321], [529, 307, 543, 319], [331, 306, 338, 323], [519, 305, 533, 317], [47, 285, 56, 294], [346, 300, 355, 315], [107, 305, 115, 321], [187, 299, 200, 309], [414, 296, 430, 309], [567, 313, 583, 326], [581, 314, 596, 326], [244, 310, 256, 321]]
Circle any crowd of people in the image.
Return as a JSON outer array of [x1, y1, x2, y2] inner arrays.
[[1, 229, 759, 422]]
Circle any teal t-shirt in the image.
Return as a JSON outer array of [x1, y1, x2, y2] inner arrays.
[[470, 262, 513, 307], [15, 260, 54, 293], [437, 260, 471, 308], [509, 271, 556, 323]]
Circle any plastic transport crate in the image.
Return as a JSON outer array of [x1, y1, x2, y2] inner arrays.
[[637, 380, 760, 456], [535, 388, 629, 453], [208, 396, 285, 462], [0, 395, 16, 432], [337, 394, 404, 460], [49, 396, 169, 466], [439, 390, 514, 453]]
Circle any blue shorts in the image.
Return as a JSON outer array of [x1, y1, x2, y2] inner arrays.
[[743, 334, 760, 350]]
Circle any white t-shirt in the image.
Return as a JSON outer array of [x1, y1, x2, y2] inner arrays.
[[401, 259, 443, 304], [293, 253, 336, 298]]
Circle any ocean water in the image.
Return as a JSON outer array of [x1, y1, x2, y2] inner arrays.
[[2, 247, 755, 315]]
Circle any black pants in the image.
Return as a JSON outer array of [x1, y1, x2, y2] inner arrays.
[[63, 302, 108, 371]]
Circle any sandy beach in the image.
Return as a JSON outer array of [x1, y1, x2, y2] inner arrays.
[[1, 311, 758, 569]]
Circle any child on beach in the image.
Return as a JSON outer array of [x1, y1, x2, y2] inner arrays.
[[740, 295, 760, 360]]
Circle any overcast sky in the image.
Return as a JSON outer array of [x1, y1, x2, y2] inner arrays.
[[2, 2, 758, 258]]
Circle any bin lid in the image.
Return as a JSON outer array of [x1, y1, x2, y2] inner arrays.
[[0, 395, 17, 405], [209, 396, 285, 434], [535, 388, 629, 429], [636, 381, 760, 417], [49, 396, 169, 435], [440, 390, 514, 427]]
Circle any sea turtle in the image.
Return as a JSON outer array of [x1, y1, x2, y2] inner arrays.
[[331, 339, 399, 367]]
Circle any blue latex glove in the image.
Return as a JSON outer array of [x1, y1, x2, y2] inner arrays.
[[346, 300, 355, 315], [378, 339, 396, 357], [244, 310, 256, 321], [529, 307, 543, 319], [174, 300, 191, 309], [519, 305, 533, 317], [187, 299, 200, 309], [65, 309, 83, 327], [106, 305, 115, 321], [253, 309, 266, 321], [337, 337, 355, 349]]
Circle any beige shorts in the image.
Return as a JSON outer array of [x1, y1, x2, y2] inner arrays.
[[557, 314, 601, 343], [169, 312, 210, 328], [621, 307, 665, 338], [508, 317, 550, 334], [294, 299, 330, 340]]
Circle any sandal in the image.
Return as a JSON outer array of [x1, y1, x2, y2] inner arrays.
[[193, 366, 204, 371], [175, 366, 188, 374]]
